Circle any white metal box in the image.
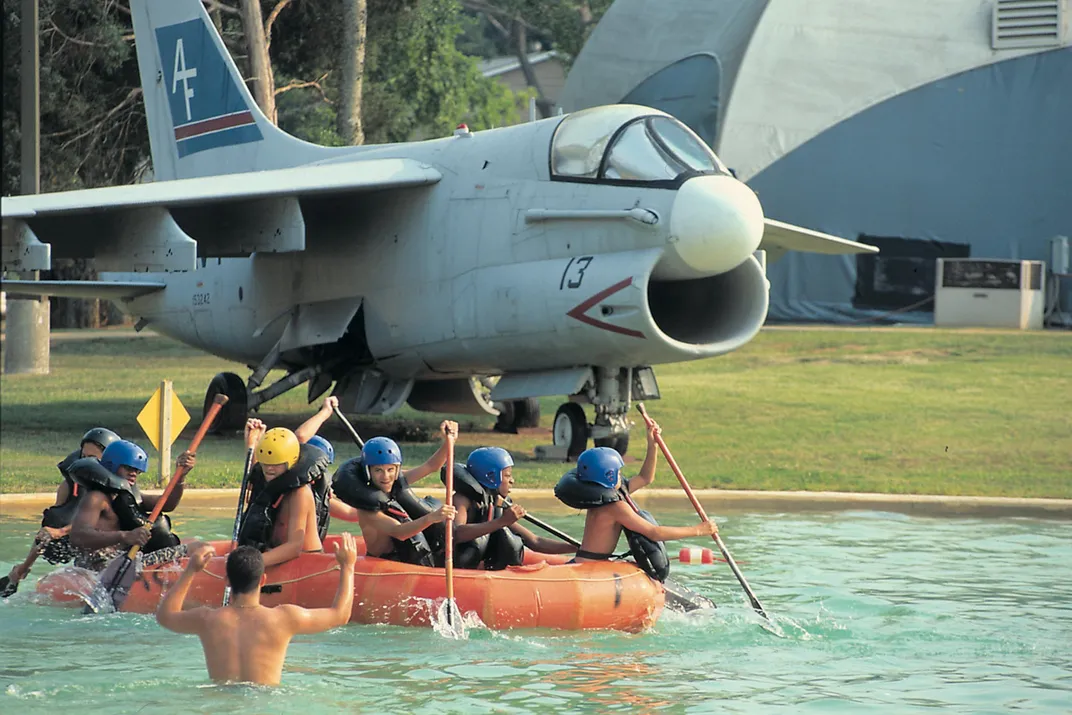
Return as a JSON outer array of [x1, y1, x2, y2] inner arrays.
[[934, 259, 1045, 329]]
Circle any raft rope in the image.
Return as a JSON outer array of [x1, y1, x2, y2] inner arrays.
[[202, 563, 341, 586]]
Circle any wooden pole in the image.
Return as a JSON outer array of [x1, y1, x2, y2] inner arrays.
[[159, 380, 173, 487], [4, 0, 49, 376]]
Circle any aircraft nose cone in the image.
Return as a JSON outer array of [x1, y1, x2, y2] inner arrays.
[[663, 175, 764, 279]]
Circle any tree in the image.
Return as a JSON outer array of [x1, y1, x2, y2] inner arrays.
[[459, 0, 611, 117], [337, 0, 367, 145], [239, 0, 277, 121], [2, 0, 145, 327]]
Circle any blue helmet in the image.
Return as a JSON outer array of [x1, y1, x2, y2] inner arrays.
[[306, 435, 335, 464], [101, 440, 149, 475], [362, 436, 402, 467], [466, 447, 514, 490], [576, 447, 624, 489]]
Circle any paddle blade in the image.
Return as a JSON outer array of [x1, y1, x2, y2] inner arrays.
[[662, 577, 717, 613], [0, 575, 17, 599], [433, 598, 467, 640], [82, 553, 140, 614]]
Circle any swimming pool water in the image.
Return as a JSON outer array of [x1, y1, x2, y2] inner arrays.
[[1, 508, 1069, 713]]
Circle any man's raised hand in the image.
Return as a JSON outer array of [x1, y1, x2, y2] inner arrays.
[[335, 532, 358, 569], [187, 543, 216, 572]]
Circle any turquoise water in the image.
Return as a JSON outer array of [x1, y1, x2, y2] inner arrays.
[[1, 508, 1069, 713]]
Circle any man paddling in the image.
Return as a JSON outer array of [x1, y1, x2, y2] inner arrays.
[[156, 535, 357, 686], [330, 422, 459, 564], [1, 427, 121, 597], [449, 447, 576, 569], [555, 420, 717, 577], [69, 440, 199, 571]]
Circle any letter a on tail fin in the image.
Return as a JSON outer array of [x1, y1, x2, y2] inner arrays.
[[130, 0, 339, 181]]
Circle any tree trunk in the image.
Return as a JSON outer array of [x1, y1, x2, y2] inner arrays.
[[239, 0, 276, 122], [337, 0, 367, 145], [513, 22, 553, 118]]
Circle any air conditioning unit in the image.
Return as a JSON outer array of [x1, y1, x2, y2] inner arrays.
[[934, 258, 1045, 329]]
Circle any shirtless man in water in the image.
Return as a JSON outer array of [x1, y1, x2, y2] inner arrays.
[[156, 534, 357, 686]]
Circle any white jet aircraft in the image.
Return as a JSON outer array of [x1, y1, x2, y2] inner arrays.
[[1, 0, 876, 456]]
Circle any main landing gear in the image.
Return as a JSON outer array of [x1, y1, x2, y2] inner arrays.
[[493, 397, 541, 433]]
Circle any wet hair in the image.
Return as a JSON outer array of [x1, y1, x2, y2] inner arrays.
[[226, 546, 265, 594]]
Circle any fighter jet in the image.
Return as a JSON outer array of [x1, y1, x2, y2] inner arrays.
[[1, 0, 876, 456]]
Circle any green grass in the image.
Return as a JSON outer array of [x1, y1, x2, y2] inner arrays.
[[1, 327, 1069, 497]]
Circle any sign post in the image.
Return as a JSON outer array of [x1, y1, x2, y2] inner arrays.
[[137, 380, 190, 486]]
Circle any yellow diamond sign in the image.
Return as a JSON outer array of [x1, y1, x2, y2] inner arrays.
[[137, 385, 191, 451]]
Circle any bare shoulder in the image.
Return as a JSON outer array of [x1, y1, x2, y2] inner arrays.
[[603, 500, 632, 522], [81, 490, 109, 508]]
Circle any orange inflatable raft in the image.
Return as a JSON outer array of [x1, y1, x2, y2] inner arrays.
[[36, 535, 666, 632]]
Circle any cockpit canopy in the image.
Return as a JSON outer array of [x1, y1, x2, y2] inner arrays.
[[551, 104, 728, 185]]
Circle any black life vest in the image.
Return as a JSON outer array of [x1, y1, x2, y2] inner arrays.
[[554, 469, 670, 581], [619, 491, 670, 582], [331, 457, 436, 567], [41, 449, 85, 529], [441, 462, 524, 570], [304, 444, 333, 541], [68, 457, 180, 553], [238, 444, 331, 552]]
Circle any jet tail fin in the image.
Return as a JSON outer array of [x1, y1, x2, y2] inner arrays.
[[131, 0, 340, 181]]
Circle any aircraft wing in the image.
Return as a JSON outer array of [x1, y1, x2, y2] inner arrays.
[[1, 158, 442, 273], [761, 219, 878, 257], [0, 280, 165, 300], [1, 158, 440, 218]]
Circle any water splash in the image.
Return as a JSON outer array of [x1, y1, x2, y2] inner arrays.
[[429, 598, 484, 639]]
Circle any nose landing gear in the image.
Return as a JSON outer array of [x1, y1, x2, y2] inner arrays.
[[548, 367, 660, 459]]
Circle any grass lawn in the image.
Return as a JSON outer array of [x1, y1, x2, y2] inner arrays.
[[1, 326, 1069, 497]]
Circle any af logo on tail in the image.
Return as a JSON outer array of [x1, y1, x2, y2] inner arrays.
[[154, 19, 263, 157]]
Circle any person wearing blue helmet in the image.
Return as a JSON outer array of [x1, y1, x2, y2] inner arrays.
[[557, 419, 717, 567], [1, 427, 123, 597], [69, 439, 199, 571], [448, 447, 575, 569], [330, 420, 459, 562]]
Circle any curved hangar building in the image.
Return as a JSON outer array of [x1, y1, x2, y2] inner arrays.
[[559, 0, 1072, 322]]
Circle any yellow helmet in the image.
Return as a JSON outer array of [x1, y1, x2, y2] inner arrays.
[[257, 428, 300, 469]]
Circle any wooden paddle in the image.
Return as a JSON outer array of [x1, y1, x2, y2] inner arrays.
[[330, 403, 365, 448], [502, 496, 581, 547], [0, 542, 47, 598], [87, 394, 228, 613], [636, 403, 771, 621], [443, 432, 457, 627], [222, 446, 256, 606]]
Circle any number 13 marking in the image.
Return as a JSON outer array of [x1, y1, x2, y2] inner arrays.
[[560, 256, 594, 290]]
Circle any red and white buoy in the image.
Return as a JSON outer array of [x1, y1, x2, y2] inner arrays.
[[678, 547, 715, 564]]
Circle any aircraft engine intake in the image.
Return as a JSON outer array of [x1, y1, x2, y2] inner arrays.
[[647, 254, 768, 350]]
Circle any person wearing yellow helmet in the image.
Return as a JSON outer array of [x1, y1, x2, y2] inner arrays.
[[236, 419, 331, 567]]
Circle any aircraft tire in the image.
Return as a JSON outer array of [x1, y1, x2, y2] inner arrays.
[[594, 433, 629, 457], [203, 372, 249, 433], [513, 398, 541, 429], [492, 401, 516, 433], [553, 403, 588, 459]]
